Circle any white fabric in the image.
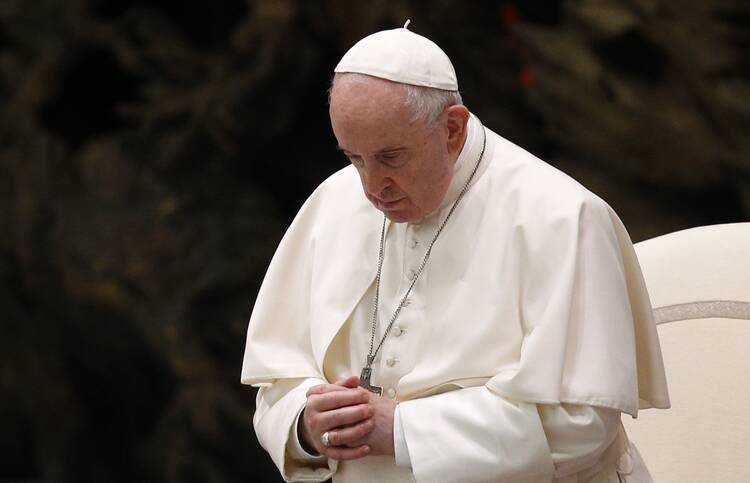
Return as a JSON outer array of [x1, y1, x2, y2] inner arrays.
[[284, 392, 634, 482], [397, 386, 553, 482], [242, 114, 669, 482], [633, 223, 750, 308], [334, 26, 458, 90], [289, 398, 627, 477], [623, 223, 750, 483], [393, 406, 411, 467], [538, 405, 621, 479], [323, 115, 483, 398]]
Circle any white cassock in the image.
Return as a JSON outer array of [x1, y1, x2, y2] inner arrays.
[[241, 114, 670, 483]]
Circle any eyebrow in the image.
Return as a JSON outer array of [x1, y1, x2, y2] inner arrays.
[[378, 147, 407, 154], [336, 146, 407, 155]]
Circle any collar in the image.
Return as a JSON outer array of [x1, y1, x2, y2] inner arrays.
[[436, 113, 486, 213]]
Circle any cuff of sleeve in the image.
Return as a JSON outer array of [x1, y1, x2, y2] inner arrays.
[[288, 405, 327, 462], [398, 386, 554, 483], [393, 404, 412, 468]]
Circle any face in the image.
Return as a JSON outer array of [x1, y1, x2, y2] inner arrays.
[[329, 75, 466, 223]]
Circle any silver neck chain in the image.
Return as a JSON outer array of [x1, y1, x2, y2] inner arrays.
[[364, 124, 487, 370]]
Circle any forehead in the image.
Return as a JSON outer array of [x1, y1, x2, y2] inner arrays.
[[329, 75, 424, 153], [330, 75, 407, 116]]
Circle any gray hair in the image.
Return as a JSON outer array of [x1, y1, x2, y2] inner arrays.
[[403, 83, 463, 125], [330, 73, 463, 125]]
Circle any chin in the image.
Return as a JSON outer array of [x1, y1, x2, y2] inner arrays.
[[382, 209, 421, 224], [384, 213, 408, 223]]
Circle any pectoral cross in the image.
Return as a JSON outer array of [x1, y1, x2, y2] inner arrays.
[[359, 356, 382, 395]]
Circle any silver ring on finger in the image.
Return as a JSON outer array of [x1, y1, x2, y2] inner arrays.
[[320, 431, 331, 447]]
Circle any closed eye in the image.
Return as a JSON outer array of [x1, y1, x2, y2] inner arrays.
[[338, 148, 408, 168], [378, 150, 408, 167]]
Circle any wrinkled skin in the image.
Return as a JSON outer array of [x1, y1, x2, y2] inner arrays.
[[329, 74, 469, 223]]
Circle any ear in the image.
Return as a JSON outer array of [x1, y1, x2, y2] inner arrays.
[[444, 104, 471, 157]]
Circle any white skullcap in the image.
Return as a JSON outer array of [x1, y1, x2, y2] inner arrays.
[[334, 20, 458, 91]]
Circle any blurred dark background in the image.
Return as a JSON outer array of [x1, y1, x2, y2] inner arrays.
[[0, 0, 748, 482]]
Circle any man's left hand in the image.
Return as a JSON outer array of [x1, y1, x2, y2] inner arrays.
[[351, 391, 396, 456]]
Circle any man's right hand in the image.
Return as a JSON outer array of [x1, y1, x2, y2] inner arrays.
[[299, 376, 375, 461]]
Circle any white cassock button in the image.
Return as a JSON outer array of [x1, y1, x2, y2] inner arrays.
[[393, 326, 404, 336], [406, 269, 416, 281], [386, 388, 397, 399], [408, 238, 418, 249], [402, 298, 411, 307], [386, 357, 398, 367]]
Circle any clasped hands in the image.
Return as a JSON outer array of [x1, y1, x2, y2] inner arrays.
[[299, 375, 396, 461]]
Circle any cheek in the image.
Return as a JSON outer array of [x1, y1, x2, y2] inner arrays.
[[355, 169, 373, 199], [407, 163, 450, 208], [426, 159, 454, 206], [422, 151, 452, 186]]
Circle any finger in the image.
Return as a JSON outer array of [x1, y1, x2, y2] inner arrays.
[[334, 375, 360, 388], [325, 444, 371, 461], [308, 389, 370, 412], [307, 383, 351, 398], [319, 403, 372, 430], [326, 418, 375, 447]]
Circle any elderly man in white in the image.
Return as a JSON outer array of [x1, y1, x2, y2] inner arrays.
[[242, 24, 670, 483]]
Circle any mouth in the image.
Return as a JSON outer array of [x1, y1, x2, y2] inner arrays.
[[374, 197, 405, 210]]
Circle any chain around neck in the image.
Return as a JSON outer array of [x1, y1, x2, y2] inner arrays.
[[364, 122, 487, 369]]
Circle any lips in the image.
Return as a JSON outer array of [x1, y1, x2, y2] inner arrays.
[[374, 197, 405, 209]]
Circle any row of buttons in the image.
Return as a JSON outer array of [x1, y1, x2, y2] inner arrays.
[[383, 235, 418, 403], [383, 328, 405, 400], [406, 238, 419, 280]]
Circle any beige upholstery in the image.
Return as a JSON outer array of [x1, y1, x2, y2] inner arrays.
[[624, 223, 750, 482]]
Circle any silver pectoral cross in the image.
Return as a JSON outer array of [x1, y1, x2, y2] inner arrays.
[[359, 356, 383, 395]]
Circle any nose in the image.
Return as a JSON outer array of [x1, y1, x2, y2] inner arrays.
[[361, 162, 392, 198]]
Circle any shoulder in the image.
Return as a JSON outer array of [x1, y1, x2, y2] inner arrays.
[[307, 165, 367, 211], [287, 165, 376, 238], [484, 130, 612, 227], [316, 164, 361, 194]]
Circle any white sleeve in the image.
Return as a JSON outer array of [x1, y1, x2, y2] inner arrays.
[[537, 403, 621, 478], [393, 405, 412, 467], [397, 386, 554, 482], [253, 378, 336, 481], [397, 386, 621, 482]]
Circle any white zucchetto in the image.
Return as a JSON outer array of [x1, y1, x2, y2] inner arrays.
[[334, 21, 459, 91]]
